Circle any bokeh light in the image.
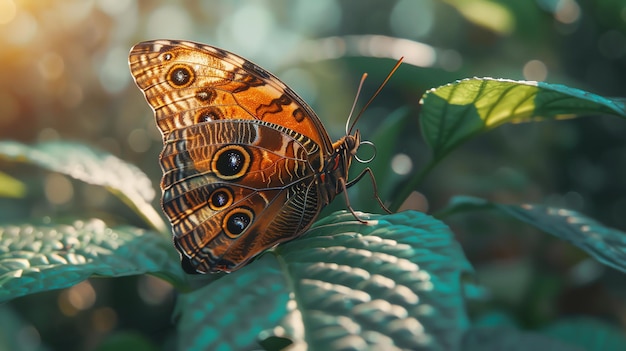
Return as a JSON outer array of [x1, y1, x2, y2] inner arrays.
[[391, 153, 413, 175], [146, 4, 192, 39], [554, 0, 581, 24], [137, 275, 174, 305], [90, 307, 118, 333], [523, 59, 548, 81], [0, 0, 17, 25], [58, 281, 97, 316], [44, 174, 74, 205], [390, 0, 435, 39]]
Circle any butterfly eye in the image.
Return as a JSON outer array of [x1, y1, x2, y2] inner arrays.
[[208, 188, 233, 211], [195, 88, 217, 103], [212, 145, 251, 180], [223, 207, 254, 238], [195, 107, 223, 123], [166, 64, 194, 88]]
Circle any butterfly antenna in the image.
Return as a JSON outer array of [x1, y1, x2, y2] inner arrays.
[[346, 57, 404, 135], [345, 73, 368, 135]]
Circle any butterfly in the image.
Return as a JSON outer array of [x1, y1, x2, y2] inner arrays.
[[128, 40, 392, 274]]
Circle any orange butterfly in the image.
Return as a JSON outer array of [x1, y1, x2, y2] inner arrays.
[[129, 40, 391, 273]]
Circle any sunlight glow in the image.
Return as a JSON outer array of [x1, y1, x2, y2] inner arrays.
[[301, 35, 437, 67], [146, 4, 192, 39], [96, 0, 133, 16], [444, 0, 514, 35], [37, 52, 65, 80], [0, 0, 16, 24], [3, 10, 37, 44]]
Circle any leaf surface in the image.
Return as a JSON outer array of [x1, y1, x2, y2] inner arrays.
[[442, 196, 626, 274], [176, 210, 472, 351], [0, 219, 184, 302], [0, 141, 165, 232], [420, 78, 626, 161]]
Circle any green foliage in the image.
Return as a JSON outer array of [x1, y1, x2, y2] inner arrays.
[[420, 79, 626, 161], [394, 78, 626, 211], [2, 67, 626, 350], [439, 195, 626, 274], [0, 141, 166, 233], [176, 211, 471, 350], [0, 219, 184, 303]]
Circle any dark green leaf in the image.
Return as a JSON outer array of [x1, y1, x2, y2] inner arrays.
[[462, 327, 583, 351], [95, 331, 159, 351], [0, 141, 166, 232], [542, 318, 626, 351], [175, 254, 290, 351], [361, 106, 412, 197], [0, 219, 185, 302], [175, 210, 472, 351], [440, 196, 626, 274], [0, 304, 48, 351]]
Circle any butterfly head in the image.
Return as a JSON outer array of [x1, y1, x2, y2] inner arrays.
[[347, 129, 361, 156]]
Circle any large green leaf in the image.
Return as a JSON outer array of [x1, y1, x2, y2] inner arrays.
[[440, 196, 626, 274], [462, 327, 582, 351], [0, 218, 185, 302], [175, 210, 472, 351], [0, 141, 166, 232], [419, 78, 626, 161], [393, 78, 626, 210]]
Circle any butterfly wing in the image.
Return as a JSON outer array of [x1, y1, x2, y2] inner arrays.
[[129, 40, 333, 273], [161, 120, 323, 272], [129, 40, 333, 149]]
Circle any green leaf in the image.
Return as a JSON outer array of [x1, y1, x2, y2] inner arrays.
[[0, 218, 185, 302], [462, 327, 582, 351], [0, 304, 48, 351], [419, 78, 626, 161], [0, 141, 166, 232], [440, 196, 626, 274], [394, 78, 626, 209], [0, 171, 26, 198], [95, 331, 159, 351], [542, 318, 626, 351], [175, 210, 472, 351]]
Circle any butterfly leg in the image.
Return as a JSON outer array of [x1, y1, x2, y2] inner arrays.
[[339, 177, 369, 223], [346, 167, 392, 214]]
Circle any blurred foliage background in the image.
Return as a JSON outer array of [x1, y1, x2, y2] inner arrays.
[[1, 0, 625, 350]]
